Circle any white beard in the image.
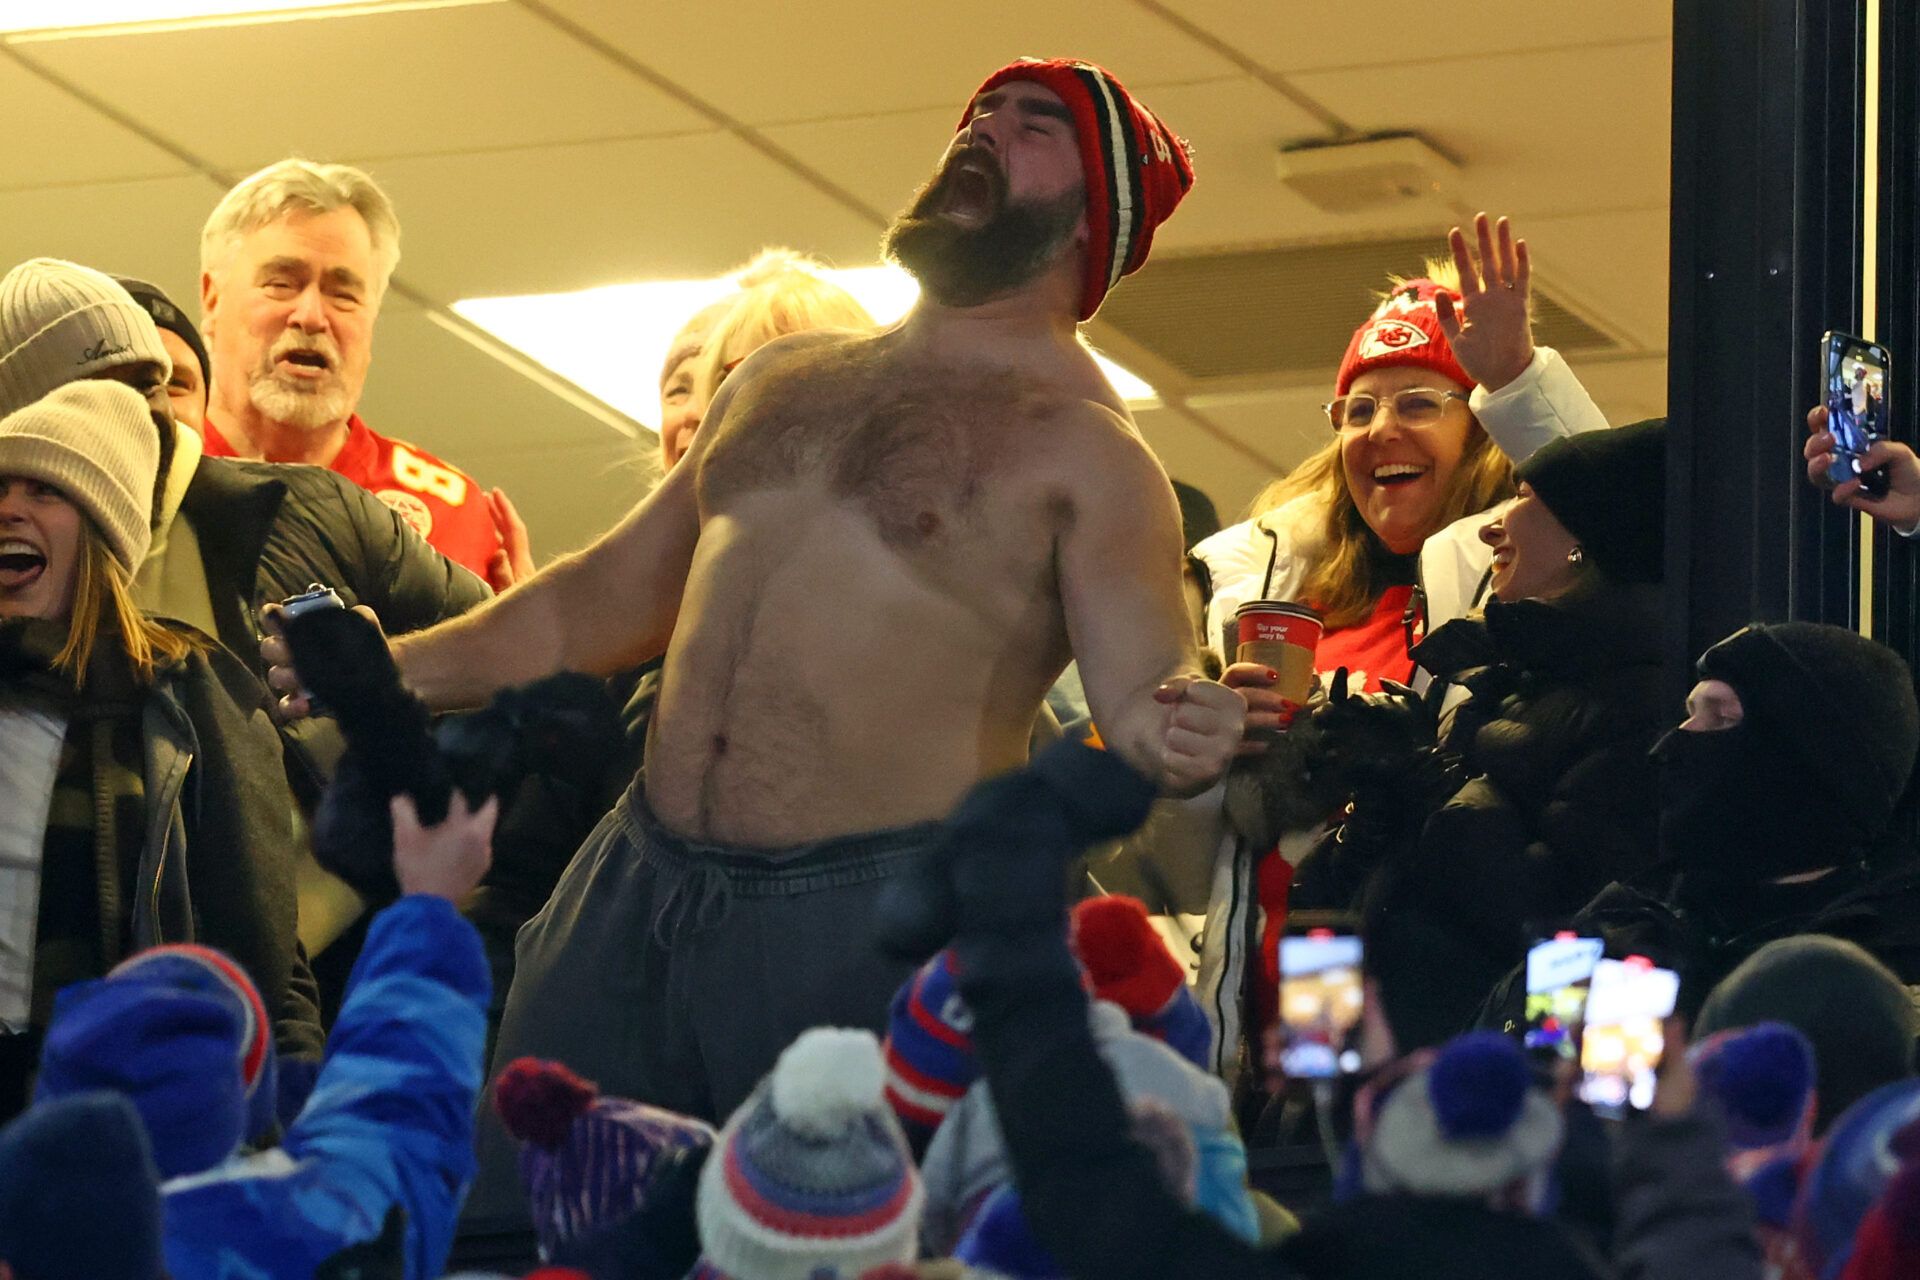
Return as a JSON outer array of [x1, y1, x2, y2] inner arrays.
[[249, 370, 352, 432]]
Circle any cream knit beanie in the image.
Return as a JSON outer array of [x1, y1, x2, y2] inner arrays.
[[0, 258, 172, 419], [0, 382, 159, 571]]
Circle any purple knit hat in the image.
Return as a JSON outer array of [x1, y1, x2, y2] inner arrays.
[[493, 1057, 714, 1263]]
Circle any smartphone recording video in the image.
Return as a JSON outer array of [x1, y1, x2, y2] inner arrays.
[[1278, 928, 1365, 1079], [1824, 331, 1892, 496], [1577, 956, 1680, 1118], [1523, 933, 1605, 1060]]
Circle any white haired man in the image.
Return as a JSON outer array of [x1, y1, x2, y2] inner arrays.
[[198, 159, 531, 590]]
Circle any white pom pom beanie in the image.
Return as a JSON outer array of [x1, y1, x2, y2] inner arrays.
[[694, 1027, 924, 1280]]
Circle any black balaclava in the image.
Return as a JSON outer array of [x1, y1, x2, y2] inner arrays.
[[1655, 622, 1920, 895]]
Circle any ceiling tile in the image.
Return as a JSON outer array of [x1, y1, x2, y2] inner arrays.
[[1175, 1, 1670, 75], [0, 56, 189, 190], [0, 173, 218, 307], [1520, 208, 1673, 350], [1103, 77, 1454, 251], [1288, 43, 1670, 224], [16, 4, 708, 173], [537, 0, 1236, 125], [370, 133, 882, 302], [353, 308, 618, 467]]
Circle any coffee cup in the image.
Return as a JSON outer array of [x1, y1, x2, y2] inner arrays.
[[1233, 601, 1323, 705]]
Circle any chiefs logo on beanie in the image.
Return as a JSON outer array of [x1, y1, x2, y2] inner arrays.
[[963, 58, 1194, 321], [1336, 278, 1473, 396]]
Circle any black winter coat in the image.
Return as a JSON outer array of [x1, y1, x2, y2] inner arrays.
[[1400, 580, 1667, 939], [1287, 581, 1667, 1047], [181, 456, 490, 675], [177, 456, 491, 797]]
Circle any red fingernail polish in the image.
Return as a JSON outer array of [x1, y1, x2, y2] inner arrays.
[[1267, 669, 1279, 680]]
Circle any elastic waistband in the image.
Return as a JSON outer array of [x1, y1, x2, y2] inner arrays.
[[621, 781, 940, 896]]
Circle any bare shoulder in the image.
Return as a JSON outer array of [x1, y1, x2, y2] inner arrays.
[[1047, 395, 1170, 496], [724, 326, 869, 388]]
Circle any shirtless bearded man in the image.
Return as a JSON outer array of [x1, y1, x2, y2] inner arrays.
[[267, 53, 1240, 1197]]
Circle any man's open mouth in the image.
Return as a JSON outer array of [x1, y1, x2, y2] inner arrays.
[[1371, 463, 1429, 488], [277, 349, 332, 375], [939, 155, 1003, 225], [0, 539, 47, 589]]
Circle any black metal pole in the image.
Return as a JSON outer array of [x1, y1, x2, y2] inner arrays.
[[1666, 0, 1866, 701], [1874, 0, 1920, 664]]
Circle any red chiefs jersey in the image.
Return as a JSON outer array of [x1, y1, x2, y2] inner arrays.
[[201, 415, 501, 581]]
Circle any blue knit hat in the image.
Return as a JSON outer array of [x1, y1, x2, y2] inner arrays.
[[696, 1028, 923, 1280], [953, 1185, 1066, 1279], [882, 951, 976, 1146], [1363, 1032, 1564, 1198], [34, 944, 277, 1179], [1691, 1023, 1819, 1228], [493, 1056, 714, 1270], [0, 1092, 163, 1280]]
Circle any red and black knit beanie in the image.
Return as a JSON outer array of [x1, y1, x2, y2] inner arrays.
[[962, 58, 1195, 321]]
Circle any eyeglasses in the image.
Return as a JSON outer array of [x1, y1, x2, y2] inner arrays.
[[1323, 388, 1469, 432]]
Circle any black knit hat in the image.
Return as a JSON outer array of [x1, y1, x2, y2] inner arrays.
[[114, 275, 209, 389], [1515, 419, 1666, 584], [1697, 935, 1919, 1132], [1697, 622, 1920, 841]]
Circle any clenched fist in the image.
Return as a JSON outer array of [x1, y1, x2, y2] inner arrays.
[[1152, 673, 1247, 794]]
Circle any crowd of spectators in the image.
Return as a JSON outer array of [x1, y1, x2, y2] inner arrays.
[[0, 53, 1916, 1280]]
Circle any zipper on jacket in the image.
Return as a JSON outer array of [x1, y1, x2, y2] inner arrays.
[[147, 748, 192, 943]]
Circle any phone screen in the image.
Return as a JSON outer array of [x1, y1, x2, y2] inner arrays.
[[1825, 332, 1892, 495], [1278, 930, 1365, 1079], [1523, 934, 1605, 1058], [1577, 957, 1680, 1117]]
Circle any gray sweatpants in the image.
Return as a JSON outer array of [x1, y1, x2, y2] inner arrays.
[[462, 779, 934, 1229]]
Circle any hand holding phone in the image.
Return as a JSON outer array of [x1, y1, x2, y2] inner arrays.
[[1577, 956, 1680, 1118], [1523, 933, 1604, 1060], [1818, 332, 1892, 497], [1276, 928, 1366, 1080]]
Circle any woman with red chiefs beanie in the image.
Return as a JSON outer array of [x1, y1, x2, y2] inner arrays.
[[1179, 216, 1616, 1080]]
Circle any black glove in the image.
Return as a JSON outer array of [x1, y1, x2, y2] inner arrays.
[[1310, 668, 1442, 798], [873, 740, 1157, 963]]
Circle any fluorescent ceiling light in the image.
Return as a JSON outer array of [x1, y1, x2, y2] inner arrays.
[[455, 263, 1159, 434], [0, 0, 500, 40]]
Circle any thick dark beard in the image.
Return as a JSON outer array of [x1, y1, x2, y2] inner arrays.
[[883, 155, 1085, 309]]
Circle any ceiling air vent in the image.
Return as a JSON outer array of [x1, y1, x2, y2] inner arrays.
[[1097, 238, 1619, 386]]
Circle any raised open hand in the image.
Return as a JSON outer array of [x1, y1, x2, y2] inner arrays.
[[1434, 212, 1535, 392]]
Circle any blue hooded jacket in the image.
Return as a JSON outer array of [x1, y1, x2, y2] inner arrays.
[[159, 895, 489, 1279]]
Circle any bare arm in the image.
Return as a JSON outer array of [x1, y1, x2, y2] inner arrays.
[[383, 455, 701, 710], [1058, 414, 1244, 794]]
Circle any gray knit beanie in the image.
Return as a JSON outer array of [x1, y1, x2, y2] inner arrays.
[[0, 382, 160, 571], [0, 259, 172, 419]]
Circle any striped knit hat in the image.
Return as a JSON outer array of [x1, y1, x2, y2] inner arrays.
[[962, 59, 1193, 321], [35, 944, 277, 1179], [695, 1028, 924, 1280], [493, 1057, 714, 1267], [882, 950, 976, 1148]]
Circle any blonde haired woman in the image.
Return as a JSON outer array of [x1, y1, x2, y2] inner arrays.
[[1196, 215, 1609, 699], [0, 381, 319, 1120], [657, 248, 877, 472], [1185, 215, 1613, 1078]]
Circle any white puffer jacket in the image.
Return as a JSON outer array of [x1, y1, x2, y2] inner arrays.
[[1175, 346, 1613, 1080]]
